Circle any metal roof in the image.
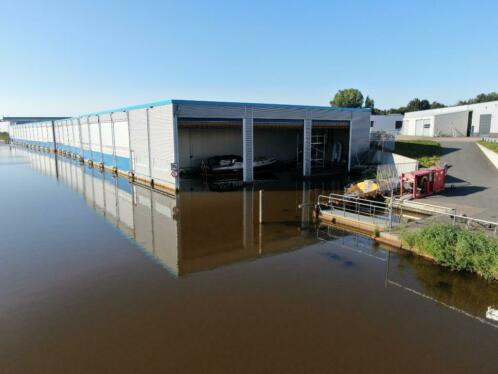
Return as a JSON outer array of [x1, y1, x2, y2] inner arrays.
[[80, 99, 372, 118]]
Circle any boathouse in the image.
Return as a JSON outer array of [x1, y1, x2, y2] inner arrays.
[[9, 99, 371, 193]]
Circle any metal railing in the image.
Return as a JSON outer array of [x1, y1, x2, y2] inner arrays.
[[481, 137, 498, 144], [318, 193, 397, 228], [392, 198, 457, 216], [439, 211, 498, 236]]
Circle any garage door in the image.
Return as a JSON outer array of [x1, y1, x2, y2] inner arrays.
[[479, 114, 491, 136], [415, 120, 423, 136], [422, 122, 431, 137]]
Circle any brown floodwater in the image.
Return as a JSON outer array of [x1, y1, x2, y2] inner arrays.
[[0, 144, 497, 374]]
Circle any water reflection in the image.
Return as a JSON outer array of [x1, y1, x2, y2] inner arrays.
[[317, 224, 498, 327], [12, 147, 498, 327], [13, 148, 324, 277]]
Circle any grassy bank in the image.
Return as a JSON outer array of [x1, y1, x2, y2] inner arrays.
[[478, 140, 498, 154], [0, 132, 9, 143], [394, 140, 442, 168], [401, 223, 498, 280]]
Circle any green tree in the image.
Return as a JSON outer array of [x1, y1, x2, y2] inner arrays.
[[364, 96, 374, 109], [330, 88, 364, 108], [405, 98, 431, 112], [430, 101, 446, 109], [458, 92, 498, 105]]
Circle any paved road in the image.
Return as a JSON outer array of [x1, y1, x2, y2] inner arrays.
[[419, 138, 498, 221]]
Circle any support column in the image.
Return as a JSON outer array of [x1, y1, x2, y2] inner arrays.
[[303, 118, 312, 177], [145, 108, 153, 181], [242, 112, 254, 183], [51, 121, 57, 152], [110, 113, 117, 168], [77, 118, 84, 159], [172, 107, 180, 191], [97, 116, 104, 165], [242, 186, 254, 250], [301, 181, 311, 230]]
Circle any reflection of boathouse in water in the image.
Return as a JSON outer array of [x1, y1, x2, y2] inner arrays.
[[13, 148, 498, 327], [18, 149, 324, 276]]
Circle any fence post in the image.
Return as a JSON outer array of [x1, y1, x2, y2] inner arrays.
[[259, 189, 264, 224]]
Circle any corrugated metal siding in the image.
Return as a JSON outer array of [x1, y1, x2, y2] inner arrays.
[[112, 112, 129, 154], [80, 117, 91, 158], [242, 116, 253, 182], [303, 119, 312, 176], [99, 114, 114, 164], [176, 103, 361, 122], [89, 116, 101, 162], [349, 111, 370, 168], [479, 114, 492, 136], [128, 108, 150, 177], [73, 119, 82, 155], [434, 111, 468, 136], [149, 104, 174, 183], [177, 103, 246, 118], [68, 120, 75, 151]]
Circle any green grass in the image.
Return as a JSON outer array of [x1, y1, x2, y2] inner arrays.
[[401, 223, 498, 280], [394, 140, 442, 168], [479, 140, 498, 154], [0, 132, 9, 143]]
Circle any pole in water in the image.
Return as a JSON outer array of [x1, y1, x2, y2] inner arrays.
[[259, 189, 263, 224]]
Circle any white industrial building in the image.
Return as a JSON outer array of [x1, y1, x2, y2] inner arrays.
[[0, 116, 66, 132], [9, 99, 371, 193], [401, 101, 498, 137], [370, 114, 404, 133]]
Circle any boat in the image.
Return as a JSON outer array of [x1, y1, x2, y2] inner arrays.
[[345, 179, 381, 199], [205, 155, 277, 174]]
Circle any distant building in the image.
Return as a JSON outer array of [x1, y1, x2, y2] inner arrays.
[[0, 116, 68, 133], [401, 101, 498, 137], [370, 114, 404, 133]]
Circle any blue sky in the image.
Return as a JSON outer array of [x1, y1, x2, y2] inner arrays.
[[1, 0, 497, 116]]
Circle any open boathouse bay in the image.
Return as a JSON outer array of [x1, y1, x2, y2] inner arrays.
[[0, 144, 497, 373]]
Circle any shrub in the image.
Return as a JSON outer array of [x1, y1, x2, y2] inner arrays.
[[394, 140, 442, 168], [478, 140, 498, 154], [401, 223, 498, 280]]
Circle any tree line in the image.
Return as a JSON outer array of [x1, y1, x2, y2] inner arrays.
[[330, 88, 498, 115]]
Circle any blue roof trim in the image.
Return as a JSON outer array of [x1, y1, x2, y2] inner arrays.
[[171, 99, 371, 112], [79, 99, 174, 118]]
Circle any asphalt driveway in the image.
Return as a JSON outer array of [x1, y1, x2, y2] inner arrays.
[[418, 138, 498, 221]]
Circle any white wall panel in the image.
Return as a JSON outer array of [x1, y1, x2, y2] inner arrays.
[[89, 116, 102, 162], [99, 114, 114, 161], [349, 111, 370, 168], [129, 108, 150, 177], [114, 120, 130, 158], [80, 117, 91, 155], [149, 104, 174, 182]]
